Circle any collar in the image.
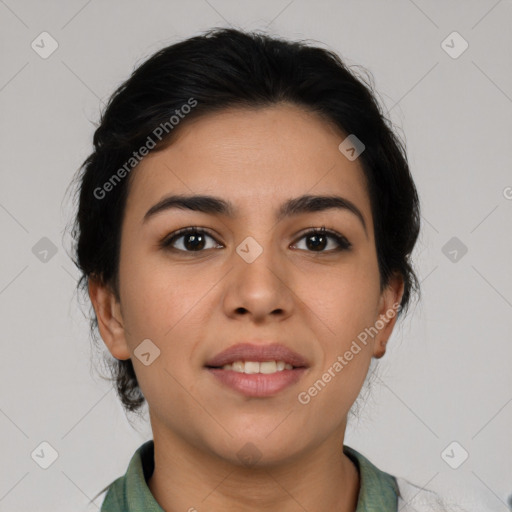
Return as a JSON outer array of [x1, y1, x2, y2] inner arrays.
[[100, 440, 399, 511]]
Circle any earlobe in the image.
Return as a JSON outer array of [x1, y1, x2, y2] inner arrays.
[[373, 339, 388, 359], [88, 277, 131, 360], [372, 273, 405, 359]]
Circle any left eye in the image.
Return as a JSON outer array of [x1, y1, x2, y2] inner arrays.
[[292, 227, 351, 253]]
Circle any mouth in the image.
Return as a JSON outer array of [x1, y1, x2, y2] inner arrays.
[[205, 360, 304, 373], [204, 342, 309, 369], [204, 342, 309, 397]]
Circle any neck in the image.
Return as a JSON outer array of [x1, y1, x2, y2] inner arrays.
[[147, 425, 360, 512]]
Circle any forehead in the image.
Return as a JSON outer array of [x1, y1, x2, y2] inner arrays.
[[125, 103, 372, 227]]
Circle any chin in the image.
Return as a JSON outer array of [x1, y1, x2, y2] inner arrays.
[[207, 431, 306, 468]]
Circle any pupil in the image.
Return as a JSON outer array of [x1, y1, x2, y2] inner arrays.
[[185, 233, 205, 251], [307, 234, 326, 251]]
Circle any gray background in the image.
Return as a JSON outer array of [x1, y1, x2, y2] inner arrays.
[[1, 0, 511, 511]]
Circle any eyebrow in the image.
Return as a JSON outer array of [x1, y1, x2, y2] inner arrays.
[[143, 193, 368, 237]]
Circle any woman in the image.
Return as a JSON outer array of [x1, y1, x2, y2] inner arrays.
[[72, 27, 466, 512]]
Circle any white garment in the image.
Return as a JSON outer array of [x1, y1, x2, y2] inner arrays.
[[396, 477, 494, 512]]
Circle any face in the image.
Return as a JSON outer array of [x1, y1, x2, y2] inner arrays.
[[90, 103, 403, 466]]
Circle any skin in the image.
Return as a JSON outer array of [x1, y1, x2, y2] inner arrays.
[[89, 103, 404, 512]]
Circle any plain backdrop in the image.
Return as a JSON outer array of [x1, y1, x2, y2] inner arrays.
[[0, 1, 511, 511]]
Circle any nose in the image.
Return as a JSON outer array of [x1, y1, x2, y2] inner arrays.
[[221, 237, 295, 323]]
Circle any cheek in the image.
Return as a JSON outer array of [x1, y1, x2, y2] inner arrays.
[[118, 252, 222, 394], [117, 260, 207, 405], [297, 257, 380, 335], [295, 260, 379, 397], [121, 264, 204, 340], [299, 320, 374, 426]]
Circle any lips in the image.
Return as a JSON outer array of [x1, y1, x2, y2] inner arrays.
[[204, 342, 309, 368]]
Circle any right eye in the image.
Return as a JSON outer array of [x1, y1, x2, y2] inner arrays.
[[160, 227, 223, 253]]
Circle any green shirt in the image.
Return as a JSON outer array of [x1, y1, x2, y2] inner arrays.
[[98, 440, 399, 511]]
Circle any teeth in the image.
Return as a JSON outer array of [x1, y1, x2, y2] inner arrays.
[[260, 361, 281, 374], [221, 361, 293, 373]]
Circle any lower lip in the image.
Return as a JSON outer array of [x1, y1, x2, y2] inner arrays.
[[206, 368, 308, 397]]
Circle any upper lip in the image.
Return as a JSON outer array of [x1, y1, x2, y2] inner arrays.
[[205, 342, 309, 368]]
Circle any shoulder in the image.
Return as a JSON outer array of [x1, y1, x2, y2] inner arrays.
[[81, 440, 154, 511], [83, 489, 108, 511], [83, 474, 132, 512], [345, 444, 489, 512]]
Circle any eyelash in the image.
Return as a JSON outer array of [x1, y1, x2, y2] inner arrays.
[[160, 226, 352, 254]]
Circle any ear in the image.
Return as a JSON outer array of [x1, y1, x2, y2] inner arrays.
[[372, 272, 404, 359], [88, 277, 131, 360]]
